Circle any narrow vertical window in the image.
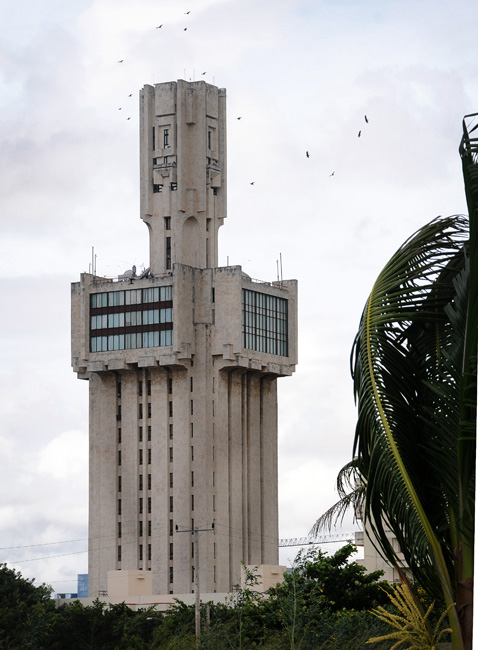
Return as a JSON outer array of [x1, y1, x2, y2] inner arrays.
[[169, 447, 173, 462], [213, 494, 216, 512], [168, 377, 173, 394], [169, 424, 173, 439], [191, 471, 194, 487], [148, 497, 151, 514], [164, 128, 169, 147], [166, 237, 171, 270], [118, 475, 122, 492], [139, 404, 143, 419], [118, 450, 122, 466], [191, 494, 194, 511], [118, 522, 122, 538], [169, 401, 173, 417], [148, 544, 152, 561], [208, 130, 211, 149], [169, 566, 173, 583], [190, 377, 193, 392], [148, 473, 151, 490], [139, 474, 143, 491], [169, 519, 173, 536], [147, 379, 152, 396], [139, 520, 143, 537], [139, 497, 143, 514], [169, 496, 173, 512], [191, 423, 194, 437], [118, 499, 122, 515], [139, 426, 143, 442], [148, 426, 151, 441], [152, 126, 156, 150], [164, 217, 171, 230], [118, 546, 122, 562], [139, 449, 143, 465], [148, 520, 152, 536], [191, 446, 194, 461], [138, 380, 143, 396], [190, 400, 193, 415], [147, 403, 152, 419], [169, 472, 173, 488], [117, 428, 122, 444], [117, 382, 122, 398], [139, 544, 143, 561], [169, 542, 173, 560]]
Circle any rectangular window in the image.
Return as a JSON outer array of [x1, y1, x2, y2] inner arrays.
[[191, 446, 194, 461], [139, 498, 143, 514], [191, 494, 194, 511], [164, 128, 169, 147], [169, 401, 173, 417], [118, 545, 122, 562], [166, 237, 171, 269], [191, 471, 194, 487], [139, 404, 143, 419], [169, 566, 173, 583], [153, 183, 162, 193], [190, 377, 193, 392], [192, 542, 194, 558], [147, 380, 152, 396], [117, 405, 121, 421], [190, 400, 193, 415], [139, 474, 143, 491], [117, 382, 122, 398], [191, 423, 194, 438], [169, 447, 173, 462], [148, 426, 151, 441], [139, 449, 143, 465], [117, 428, 122, 444], [118, 522, 122, 539], [164, 217, 171, 230], [168, 377, 173, 394], [169, 542, 173, 560], [148, 544, 152, 561], [152, 126, 156, 150], [139, 544, 143, 561], [148, 474, 151, 490], [148, 497, 151, 514], [169, 424, 173, 439], [148, 520, 152, 537], [147, 403, 152, 419], [139, 520, 143, 537], [169, 472, 173, 488], [242, 288, 288, 356], [192, 566, 195, 583], [139, 426, 143, 442], [148, 448, 151, 464], [212, 471, 215, 488], [118, 499, 122, 515], [118, 475, 122, 492], [169, 519, 173, 536], [138, 380, 143, 396], [169, 496, 173, 513], [118, 450, 122, 466], [213, 494, 216, 512]]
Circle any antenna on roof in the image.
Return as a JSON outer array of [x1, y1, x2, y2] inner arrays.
[[280, 252, 283, 282]]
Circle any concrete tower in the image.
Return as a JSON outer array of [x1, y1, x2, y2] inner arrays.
[[71, 80, 298, 598]]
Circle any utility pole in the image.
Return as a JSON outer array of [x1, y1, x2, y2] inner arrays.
[[176, 522, 215, 647]]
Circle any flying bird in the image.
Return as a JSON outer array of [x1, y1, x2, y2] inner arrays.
[[184, 27, 187, 31], [127, 117, 131, 120], [185, 10, 191, 14], [250, 182, 255, 185], [237, 117, 242, 120], [358, 130, 361, 138], [329, 171, 335, 176], [201, 71, 207, 75], [119, 107, 122, 110], [306, 151, 310, 158], [156, 25, 163, 29], [118, 60, 124, 63], [128, 94, 132, 97], [364, 115, 369, 123]]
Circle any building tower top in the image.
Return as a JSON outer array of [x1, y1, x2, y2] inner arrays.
[[140, 80, 227, 275]]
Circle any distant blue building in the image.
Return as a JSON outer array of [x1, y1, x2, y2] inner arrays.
[[77, 574, 88, 598]]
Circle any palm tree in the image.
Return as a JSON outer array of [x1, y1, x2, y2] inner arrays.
[[312, 114, 477, 650]]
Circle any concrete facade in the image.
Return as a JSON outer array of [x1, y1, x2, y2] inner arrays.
[[71, 80, 297, 599]]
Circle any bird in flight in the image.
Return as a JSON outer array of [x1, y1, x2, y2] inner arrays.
[[202, 71, 206, 75], [237, 117, 242, 120], [156, 24, 163, 29], [127, 117, 131, 121], [184, 27, 187, 31], [364, 115, 369, 123], [358, 130, 361, 138], [329, 171, 335, 176], [118, 60, 124, 63], [250, 182, 255, 185], [306, 151, 310, 158], [118, 107, 122, 110], [128, 94, 132, 97], [185, 10, 191, 14]]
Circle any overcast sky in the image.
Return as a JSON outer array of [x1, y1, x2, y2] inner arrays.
[[0, 0, 477, 595]]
